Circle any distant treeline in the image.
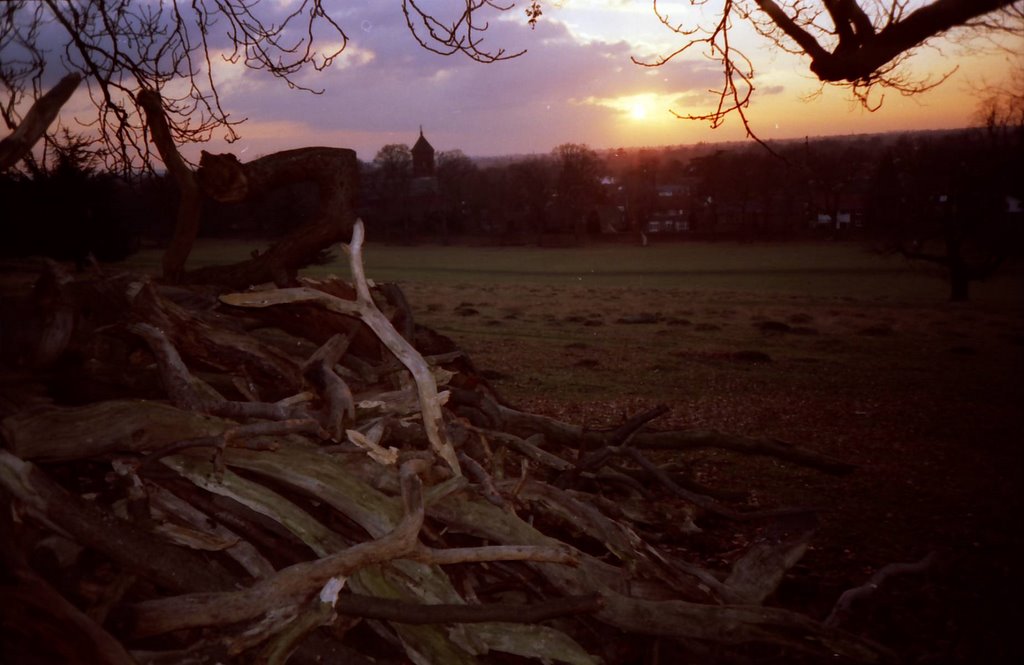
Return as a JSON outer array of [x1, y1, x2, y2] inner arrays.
[[2, 127, 1020, 264]]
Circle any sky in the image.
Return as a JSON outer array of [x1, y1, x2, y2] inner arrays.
[[18, 1, 1024, 162]]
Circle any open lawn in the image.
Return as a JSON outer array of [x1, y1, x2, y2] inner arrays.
[[123, 239, 1024, 661], [133, 237, 1024, 302]]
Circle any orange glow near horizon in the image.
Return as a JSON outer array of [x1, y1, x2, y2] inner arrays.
[[19, 2, 1024, 162]]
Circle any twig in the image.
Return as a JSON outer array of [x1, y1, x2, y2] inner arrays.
[[556, 404, 670, 488], [621, 446, 821, 522], [608, 403, 671, 447], [826, 551, 938, 628]]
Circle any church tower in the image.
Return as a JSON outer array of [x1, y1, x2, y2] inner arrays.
[[411, 126, 435, 178]]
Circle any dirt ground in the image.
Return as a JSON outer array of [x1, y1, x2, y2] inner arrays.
[[401, 281, 1024, 663]]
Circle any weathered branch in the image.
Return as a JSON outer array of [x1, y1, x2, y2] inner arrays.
[[137, 89, 201, 283], [333, 591, 602, 624], [124, 462, 426, 638], [1, 399, 232, 462], [496, 404, 857, 474], [0, 73, 81, 172], [220, 221, 462, 476], [128, 321, 315, 424], [0, 449, 234, 594], [826, 551, 938, 627]]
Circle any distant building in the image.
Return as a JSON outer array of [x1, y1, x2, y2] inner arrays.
[[411, 126, 436, 178], [409, 127, 442, 237]]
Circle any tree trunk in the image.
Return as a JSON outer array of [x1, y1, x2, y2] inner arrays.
[[186, 147, 359, 288], [137, 90, 202, 283]]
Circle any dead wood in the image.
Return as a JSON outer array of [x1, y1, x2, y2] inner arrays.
[[220, 220, 461, 476], [723, 513, 818, 605], [184, 147, 359, 288], [328, 592, 603, 625], [131, 281, 304, 397], [826, 551, 938, 628], [497, 402, 857, 474], [0, 559, 137, 665], [0, 504, 136, 665], [2, 399, 232, 462], [0, 73, 81, 172], [123, 462, 426, 638], [0, 450, 234, 594], [0, 219, 899, 663]]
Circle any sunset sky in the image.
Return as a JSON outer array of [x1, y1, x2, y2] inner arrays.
[[31, 1, 1024, 162]]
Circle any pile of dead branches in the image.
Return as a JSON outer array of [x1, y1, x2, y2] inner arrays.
[[1, 222, 893, 664]]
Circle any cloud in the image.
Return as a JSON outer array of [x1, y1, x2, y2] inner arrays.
[[202, 3, 730, 158], [6, 1, 978, 162]]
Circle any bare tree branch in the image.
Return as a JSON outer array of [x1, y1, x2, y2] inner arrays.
[[1, 0, 349, 176], [636, 0, 1022, 140], [402, 0, 528, 63], [0, 73, 80, 171]]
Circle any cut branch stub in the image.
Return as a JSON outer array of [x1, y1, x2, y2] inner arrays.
[[220, 220, 462, 477]]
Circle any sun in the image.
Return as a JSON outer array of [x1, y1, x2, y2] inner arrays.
[[628, 102, 649, 121]]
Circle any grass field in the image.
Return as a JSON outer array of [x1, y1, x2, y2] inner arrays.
[[133, 238, 1024, 302], [126, 240, 1024, 658]]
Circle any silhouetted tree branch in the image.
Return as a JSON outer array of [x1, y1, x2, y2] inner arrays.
[[1, 0, 346, 177], [632, 0, 1021, 137], [4, 1, 1020, 176], [402, 0, 528, 63], [0, 73, 80, 172]]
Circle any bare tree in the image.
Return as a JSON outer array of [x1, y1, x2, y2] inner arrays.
[[436, 148, 478, 238], [373, 143, 414, 183], [629, 0, 1023, 139], [1, 0, 346, 177], [385, 2, 1024, 144], [552, 142, 602, 241], [867, 127, 1021, 301], [402, 0, 532, 63], [7, 1, 1019, 177], [974, 57, 1024, 132]]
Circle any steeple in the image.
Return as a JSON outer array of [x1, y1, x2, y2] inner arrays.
[[411, 126, 435, 178]]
